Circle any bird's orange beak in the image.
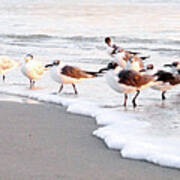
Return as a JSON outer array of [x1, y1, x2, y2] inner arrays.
[[25, 59, 30, 63]]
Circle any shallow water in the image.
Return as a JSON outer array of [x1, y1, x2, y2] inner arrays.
[[0, 0, 180, 168]]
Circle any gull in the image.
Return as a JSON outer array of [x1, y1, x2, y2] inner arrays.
[[105, 37, 140, 57], [102, 37, 149, 73], [45, 60, 98, 94], [104, 37, 149, 72], [104, 62, 156, 108], [151, 62, 180, 100], [164, 61, 180, 74], [98, 54, 148, 74]]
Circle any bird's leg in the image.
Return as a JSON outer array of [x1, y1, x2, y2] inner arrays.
[[72, 84, 78, 95], [123, 94, 128, 107], [2, 75, 5, 82], [162, 91, 166, 100], [32, 80, 35, 87], [30, 80, 33, 89], [132, 90, 140, 108], [30, 80, 35, 89], [58, 84, 64, 94]]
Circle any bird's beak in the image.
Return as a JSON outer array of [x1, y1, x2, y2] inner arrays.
[[44, 63, 53, 68], [164, 64, 172, 67], [25, 56, 33, 63], [25, 59, 30, 63], [98, 67, 108, 73]]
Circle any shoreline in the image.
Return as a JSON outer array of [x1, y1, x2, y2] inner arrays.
[[0, 97, 179, 179]]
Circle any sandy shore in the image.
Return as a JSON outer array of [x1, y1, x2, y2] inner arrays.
[[0, 99, 179, 180]]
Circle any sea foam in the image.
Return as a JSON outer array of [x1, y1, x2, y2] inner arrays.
[[0, 81, 180, 169]]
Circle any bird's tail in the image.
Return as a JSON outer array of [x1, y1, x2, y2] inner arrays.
[[127, 51, 140, 55], [44, 63, 54, 71], [44, 63, 53, 68], [85, 71, 103, 77], [140, 55, 150, 61]]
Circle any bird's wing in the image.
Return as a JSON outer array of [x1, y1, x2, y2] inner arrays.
[[33, 63, 45, 75], [118, 70, 154, 87], [61, 66, 91, 79]]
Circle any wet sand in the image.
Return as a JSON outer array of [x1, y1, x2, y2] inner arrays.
[[0, 100, 179, 180]]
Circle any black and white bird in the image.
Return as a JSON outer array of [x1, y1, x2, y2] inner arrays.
[[150, 62, 180, 100], [140, 62, 180, 100], [45, 60, 99, 94], [104, 62, 156, 108], [164, 61, 180, 74]]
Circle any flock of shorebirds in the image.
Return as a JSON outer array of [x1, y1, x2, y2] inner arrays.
[[0, 37, 180, 108]]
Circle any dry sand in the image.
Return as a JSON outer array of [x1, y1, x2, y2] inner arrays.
[[0, 99, 179, 180]]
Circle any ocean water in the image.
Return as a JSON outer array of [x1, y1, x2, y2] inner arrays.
[[1, 0, 180, 168]]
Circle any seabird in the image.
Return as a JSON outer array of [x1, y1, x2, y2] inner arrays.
[[21, 54, 47, 89], [125, 55, 145, 72], [104, 37, 149, 72], [98, 54, 147, 74], [139, 64, 156, 75], [45, 60, 99, 94], [150, 62, 180, 100], [104, 62, 156, 108], [0, 56, 20, 82], [164, 61, 180, 74], [104, 37, 140, 57]]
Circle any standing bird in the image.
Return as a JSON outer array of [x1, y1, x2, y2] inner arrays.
[[104, 37, 140, 57], [139, 64, 155, 75], [164, 61, 180, 74], [125, 55, 146, 72], [112, 51, 149, 72], [45, 60, 98, 94], [0, 56, 20, 82], [21, 54, 46, 89], [104, 37, 149, 72], [104, 62, 156, 108], [98, 54, 147, 74], [151, 62, 180, 100]]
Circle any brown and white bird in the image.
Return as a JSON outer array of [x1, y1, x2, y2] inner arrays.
[[104, 37, 149, 72], [104, 62, 156, 108], [45, 60, 98, 94]]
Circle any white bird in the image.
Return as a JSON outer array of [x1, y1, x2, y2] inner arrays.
[[140, 64, 156, 75], [0, 56, 20, 82], [98, 54, 146, 74], [104, 62, 156, 107], [125, 55, 145, 72], [105, 37, 140, 57], [21, 54, 47, 89], [164, 61, 180, 74], [104, 37, 149, 72], [45, 60, 98, 94]]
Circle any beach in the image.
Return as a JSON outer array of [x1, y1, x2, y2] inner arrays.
[[0, 0, 180, 172], [0, 98, 179, 180]]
